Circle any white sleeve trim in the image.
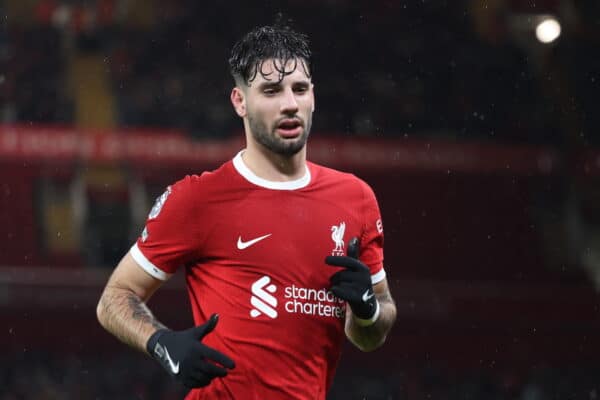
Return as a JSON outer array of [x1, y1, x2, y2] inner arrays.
[[130, 243, 173, 281], [371, 268, 386, 285]]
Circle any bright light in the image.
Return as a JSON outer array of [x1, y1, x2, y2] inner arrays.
[[536, 18, 561, 43]]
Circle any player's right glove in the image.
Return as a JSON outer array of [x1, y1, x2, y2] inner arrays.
[[146, 314, 235, 388]]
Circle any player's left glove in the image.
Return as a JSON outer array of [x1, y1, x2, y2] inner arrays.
[[325, 237, 379, 324]]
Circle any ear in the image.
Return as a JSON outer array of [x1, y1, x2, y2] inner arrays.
[[230, 87, 247, 117], [311, 83, 315, 112]]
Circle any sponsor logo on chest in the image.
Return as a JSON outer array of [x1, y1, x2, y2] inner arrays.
[[250, 275, 346, 320]]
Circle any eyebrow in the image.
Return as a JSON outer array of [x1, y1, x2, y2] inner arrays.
[[257, 81, 310, 90], [292, 81, 311, 88], [257, 82, 281, 90]]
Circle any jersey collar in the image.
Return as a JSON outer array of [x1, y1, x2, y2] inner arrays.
[[232, 150, 311, 190]]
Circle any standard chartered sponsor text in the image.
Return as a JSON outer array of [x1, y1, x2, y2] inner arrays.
[[284, 285, 345, 318]]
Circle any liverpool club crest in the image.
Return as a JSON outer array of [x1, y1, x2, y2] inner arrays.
[[331, 222, 346, 256]]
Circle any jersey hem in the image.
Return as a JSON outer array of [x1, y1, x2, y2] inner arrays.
[[130, 243, 173, 281]]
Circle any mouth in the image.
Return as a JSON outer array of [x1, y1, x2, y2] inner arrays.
[[276, 118, 303, 138]]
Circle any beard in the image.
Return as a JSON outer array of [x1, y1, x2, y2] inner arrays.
[[248, 113, 312, 156]]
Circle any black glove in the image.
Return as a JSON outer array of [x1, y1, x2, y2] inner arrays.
[[146, 314, 235, 388], [325, 237, 378, 320]]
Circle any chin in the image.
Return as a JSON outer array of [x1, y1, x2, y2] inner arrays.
[[252, 126, 309, 156], [276, 143, 305, 156], [278, 133, 308, 154], [272, 139, 306, 156]]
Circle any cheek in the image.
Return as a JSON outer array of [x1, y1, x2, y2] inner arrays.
[[299, 96, 315, 113], [247, 110, 270, 132], [249, 103, 277, 124]]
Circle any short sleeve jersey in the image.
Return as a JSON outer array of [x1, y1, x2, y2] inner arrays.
[[132, 151, 386, 400]]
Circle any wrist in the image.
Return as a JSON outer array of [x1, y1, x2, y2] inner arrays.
[[352, 299, 380, 327], [146, 329, 169, 355]]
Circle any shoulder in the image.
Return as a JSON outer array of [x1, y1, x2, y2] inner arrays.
[[158, 160, 236, 209], [171, 160, 236, 191], [308, 161, 375, 196], [309, 161, 357, 183]]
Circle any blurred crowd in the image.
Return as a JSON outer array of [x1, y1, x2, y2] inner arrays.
[[2, 2, 600, 399], [1, 0, 598, 144], [0, 352, 186, 400], [2, 352, 599, 400]]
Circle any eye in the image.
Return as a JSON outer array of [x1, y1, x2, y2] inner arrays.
[[294, 86, 308, 94], [263, 87, 279, 95]]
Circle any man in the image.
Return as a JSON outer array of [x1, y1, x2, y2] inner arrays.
[[96, 25, 397, 399]]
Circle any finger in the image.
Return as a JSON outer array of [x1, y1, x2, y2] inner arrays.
[[325, 256, 366, 272], [347, 237, 360, 259], [191, 314, 219, 339], [329, 285, 343, 300], [182, 374, 211, 389], [329, 270, 356, 286], [196, 361, 229, 378], [329, 285, 354, 302], [198, 345, 236, 369]]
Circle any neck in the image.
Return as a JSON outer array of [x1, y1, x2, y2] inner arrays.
[[242, 140, 307, 182]]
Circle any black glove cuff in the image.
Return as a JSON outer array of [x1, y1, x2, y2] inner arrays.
[[146, 329, 169, 356], [353, 299, 381, 327], [350, 288, 377, 319]]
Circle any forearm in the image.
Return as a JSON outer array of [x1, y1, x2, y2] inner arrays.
[[96, 285, 166, 353], [345, 294, 397, 352]]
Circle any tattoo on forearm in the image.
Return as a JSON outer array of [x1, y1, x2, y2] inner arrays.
[[347, 293, 397, 351], [127, 293, 164, 330], [98, 287, 166, 351], [378, 292, 395, 307]]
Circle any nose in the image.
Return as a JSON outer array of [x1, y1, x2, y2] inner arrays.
[[280, 88, 299, 115]]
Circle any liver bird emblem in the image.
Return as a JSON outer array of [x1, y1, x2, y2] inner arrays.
[[331, 222, 346, 255]]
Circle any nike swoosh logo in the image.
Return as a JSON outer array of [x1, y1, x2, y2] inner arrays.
[[164, 348, 180, 375], [237, 234, 272, 250], [362, 289, 375, 302]]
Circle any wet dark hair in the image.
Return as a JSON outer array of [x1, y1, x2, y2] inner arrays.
[[229, 25, 312, 86]]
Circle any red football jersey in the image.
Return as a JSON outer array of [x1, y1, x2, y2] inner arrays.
[[132, 151, 386, 399]]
